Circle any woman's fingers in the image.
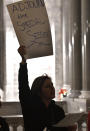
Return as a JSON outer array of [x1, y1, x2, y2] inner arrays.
[[18, 45, 26, 56]]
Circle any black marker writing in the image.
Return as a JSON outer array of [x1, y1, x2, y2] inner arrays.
[[12, 0, 45, 13], [17, 18, 45, 31], [27, 40, 51, 48], [18, 13, 27, 19], [27, 31, 49, 40]]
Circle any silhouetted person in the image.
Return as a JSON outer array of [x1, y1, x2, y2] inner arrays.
[[18, 46, 77, 131]]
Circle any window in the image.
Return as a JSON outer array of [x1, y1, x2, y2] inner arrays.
[[3, 0, 55, 101]]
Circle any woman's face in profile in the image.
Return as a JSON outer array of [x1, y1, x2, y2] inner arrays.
[[41, 79, 55, 101]]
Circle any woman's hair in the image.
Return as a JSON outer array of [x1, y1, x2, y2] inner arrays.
[[31, 74, 51, 96]]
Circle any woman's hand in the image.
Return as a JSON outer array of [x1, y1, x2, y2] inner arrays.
[[18, 45, 26, 64]]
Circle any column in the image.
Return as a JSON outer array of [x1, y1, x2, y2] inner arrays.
[[62, 0, 82, 98], [80, 0, 90, 98], [0, 0, 6, 90], [62, 0, 72, 92], [44, 0, 63, 99], [54, 0, 64, 100], [69, 0, 82, 98]]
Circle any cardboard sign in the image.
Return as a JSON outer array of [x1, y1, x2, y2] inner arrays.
[[7, 0, 53, 59]]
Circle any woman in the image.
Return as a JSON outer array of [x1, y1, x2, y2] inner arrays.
[[18, 46, 77, 131]]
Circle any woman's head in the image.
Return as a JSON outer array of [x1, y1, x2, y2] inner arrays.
[[31, 74, 55, 100]]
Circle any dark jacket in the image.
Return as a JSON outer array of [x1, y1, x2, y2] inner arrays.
[[0, 117, 9, 131], [18, 63, 67, 131]]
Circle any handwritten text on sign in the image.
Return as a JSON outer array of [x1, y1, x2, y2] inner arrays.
[[7, 0, 53, 59]]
